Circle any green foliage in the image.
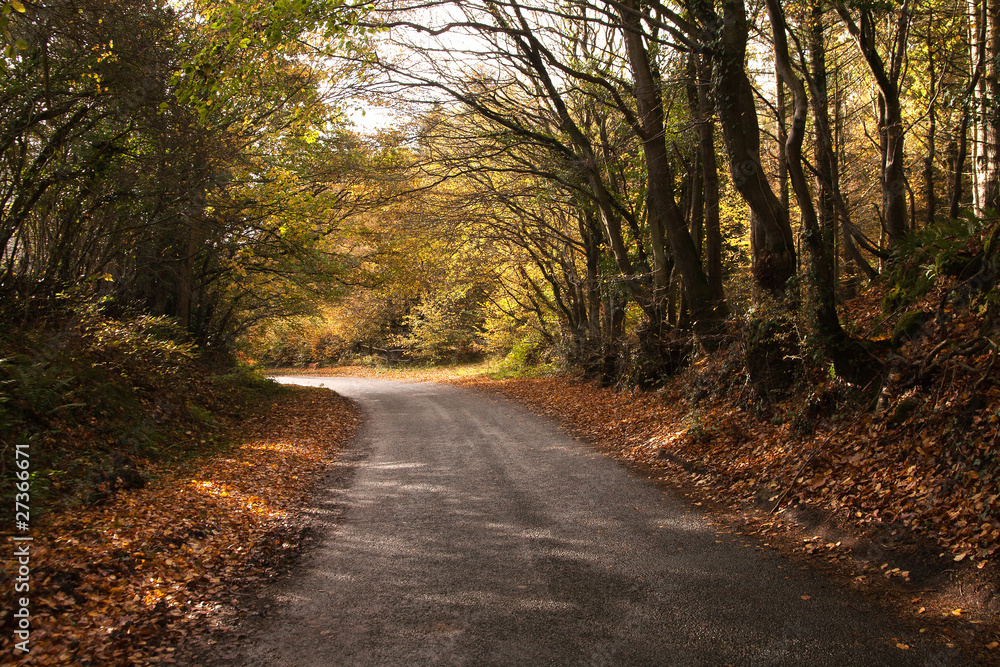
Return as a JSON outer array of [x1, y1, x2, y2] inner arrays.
[[891, 309, 932, 346], [485, 332, 559, 379], [504, 335, 547, 368], [207, 363, 283, 406], [0, 302, 275, 511], [681, 408, 719, 446], [250, 315, 351, 367], [401, 284, 487, 363], [0, 0, 26, 58], [881, 215, 987, 313], [84, 315, 196, 377], [743, 304, 803, 398], [1, 0, 378, 352], [172, 0, 375, 115]]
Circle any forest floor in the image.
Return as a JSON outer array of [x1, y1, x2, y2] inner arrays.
[[0, 385, 360, 665], [295, 345, 1000, 663]]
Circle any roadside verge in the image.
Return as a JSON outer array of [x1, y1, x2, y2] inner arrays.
[[1, 385, 359, 666]]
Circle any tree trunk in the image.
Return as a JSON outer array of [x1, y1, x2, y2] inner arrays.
[[691, 53, 725, 304], [974, 0, 1000, 213], [882, 94, 909, 241], [768, 0, 882, 386], [766, 0, 840, 338], [834, 2, 912, 243], [580, 209, 603, 344], [924, 26, 937, 225], [950, 109, 971, 218], [706, 0, 796, 296], [808, 0, 839, 282], [776, 75, 789, 213], [618, 0, 726, 335]]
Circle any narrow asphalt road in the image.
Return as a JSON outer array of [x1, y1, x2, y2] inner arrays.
[[230, 377, 962, 666]]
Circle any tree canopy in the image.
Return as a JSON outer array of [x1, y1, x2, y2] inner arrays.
[[2, 0, 999, 383]]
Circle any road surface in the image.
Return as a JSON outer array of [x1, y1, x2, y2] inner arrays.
[[228, 376, 961, 666]]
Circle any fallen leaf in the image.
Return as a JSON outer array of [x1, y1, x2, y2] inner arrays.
[[0, 387, 359, 664]]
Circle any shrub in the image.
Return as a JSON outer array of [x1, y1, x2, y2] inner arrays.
[[401, 285, 486, 363], [0, 307, 258, 511]]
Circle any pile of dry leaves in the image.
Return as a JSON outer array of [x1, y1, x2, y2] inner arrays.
[[1, 386, 358, 665]]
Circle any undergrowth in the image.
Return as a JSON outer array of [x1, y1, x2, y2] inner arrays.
[[0, 306, 278, 516]]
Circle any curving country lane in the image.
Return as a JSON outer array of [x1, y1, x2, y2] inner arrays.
[[229, 377, 962, 666]]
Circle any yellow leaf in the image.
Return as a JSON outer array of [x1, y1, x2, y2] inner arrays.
[[986, 642, 998, 650], [11, 0, 26, 12]]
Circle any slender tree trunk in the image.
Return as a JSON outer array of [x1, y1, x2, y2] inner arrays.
[[703, 0, 796, 296], [767, 0, 884, 386], [618, 0, 725, 334], [924, 27, 938, 224], [645, 194, 671, 306], [688, 158, 705, 260], [959, 0, 985, 215], [176, 223, 195, 331], [808, 0, 838, 280], [950, 109, 971, 218], [974, 0, 1000, 213], [580, 210, 603, 344], [883, 94, 909, 240], [506, 26, 654, 318], [776, 75, 789, 213], [835, 2, 912, 243], [176, 188, 205, 332], [695, 54, 725, 303], [766, 0, 841, 339]]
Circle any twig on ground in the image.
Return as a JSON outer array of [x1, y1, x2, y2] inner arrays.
[[770, 424, 848, 514]]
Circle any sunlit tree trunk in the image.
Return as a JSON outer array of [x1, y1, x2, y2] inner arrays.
[[695, 55, 725, 304], [808, 1, 838, 277], [776, 75, 789, 214], [766, 0, 840, 338], [973, 0, 1000, 213], [835, 1, 912, 244], [923, 26, 938, 225]]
